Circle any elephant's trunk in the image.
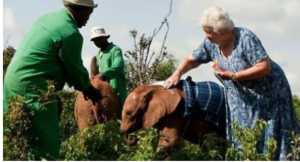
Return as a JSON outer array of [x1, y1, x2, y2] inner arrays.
[[123, 132, 138, 146]]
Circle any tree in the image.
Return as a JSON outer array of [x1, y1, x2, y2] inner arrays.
[[3, 45, 16, 76], [124, 0, 176, 92], [153, 55, 178, 81], [293, 95, 300, 123]]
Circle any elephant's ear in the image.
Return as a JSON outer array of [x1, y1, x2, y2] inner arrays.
[[143, 86, 182, 129], [90, 56, 99, 79]]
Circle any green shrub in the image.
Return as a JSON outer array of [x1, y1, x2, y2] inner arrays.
[[57, 89, 79, 142], [226, 119, 277, 161], [60, 121, 126, 160], [171, 133, 226, 160], [118, 128, 159, 161], [4, 84, 300, 161], [285, 131, 300, 161], [293, 95, 300, 124], [3, 96, 35, 160]]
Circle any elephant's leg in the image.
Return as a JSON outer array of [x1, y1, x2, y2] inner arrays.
[[75, 110, 96, 131], [184, 121, 226, 145], [156, 127, 181, 160], [74, 94, 96, 132], [158, 127, 181, 150], [97, 96, 118, 123], [91, 104, 101, 124], [156, 117, 183, 159], [183, 121, 227, 159]]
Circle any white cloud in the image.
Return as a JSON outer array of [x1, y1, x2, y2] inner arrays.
[[268, 53, 288, 67], [82, 55, 92, 75], [3, 7, 22, 34], [286, 72, 300, 96], [109, 24, 132, 36], [286, 72, 298, 85], [178, 0, 300, 37], [169, 36, 202, 60], [150, 39, 165, 54], [106, 24, 134, 50]]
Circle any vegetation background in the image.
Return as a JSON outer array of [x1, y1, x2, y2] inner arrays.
[[2, 3, 300, 158], [3, 37, 300, 160]]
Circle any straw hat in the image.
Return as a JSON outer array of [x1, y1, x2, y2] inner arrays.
[[63, 0, 98, 8], [90, 26, 110, 41]]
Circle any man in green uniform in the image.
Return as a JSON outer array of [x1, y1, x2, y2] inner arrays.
[[3, 0, 102, 160], [90, 26, 127, 119]]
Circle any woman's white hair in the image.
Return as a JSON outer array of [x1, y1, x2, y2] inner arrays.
[[200, 6, 235, 33]]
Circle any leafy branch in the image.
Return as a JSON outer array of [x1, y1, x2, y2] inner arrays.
[[124, 0, 173, 90]]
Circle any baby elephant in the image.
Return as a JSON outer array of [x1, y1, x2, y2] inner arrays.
[[120, 80, 226, 159], [74, 76, 119, 131]]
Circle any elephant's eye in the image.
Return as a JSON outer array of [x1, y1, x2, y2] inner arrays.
[[126, 110, 132, 116]]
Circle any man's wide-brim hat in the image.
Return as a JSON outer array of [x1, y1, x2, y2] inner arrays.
[[63, 0, 98, 8], [90, 26, 110, 41]]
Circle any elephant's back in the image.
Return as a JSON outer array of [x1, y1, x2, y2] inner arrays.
[[91, 79, 119, 117], [91, 79, 115, 96]]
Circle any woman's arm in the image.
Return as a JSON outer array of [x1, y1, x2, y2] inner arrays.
[[164, 54, 201, 89], [234, 57, 271, 81], [175, 54, 201, 75], [216, 57, 271, 81]]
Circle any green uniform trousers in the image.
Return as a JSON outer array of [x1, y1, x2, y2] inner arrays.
[[3, 80, 60, 160]]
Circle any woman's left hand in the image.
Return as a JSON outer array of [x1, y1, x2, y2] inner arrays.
[[215, 68, 234, 80]]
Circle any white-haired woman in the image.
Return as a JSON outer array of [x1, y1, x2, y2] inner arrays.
[[164, 6, 299, 160]]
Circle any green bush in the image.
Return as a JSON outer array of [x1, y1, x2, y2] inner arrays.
[[285, 131, 300, 161], [57, 89, 79, 142], [60, 121, 125, 160], [118, 128, 159, 161], [3, 96, 35, 160], [226, 119, 277, 161], [293, 95, 300, 124], [3, 83, 300, 160], [171, 133, 226, 160]]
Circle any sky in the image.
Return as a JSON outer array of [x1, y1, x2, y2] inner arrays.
[[2, 0, 300, 96]]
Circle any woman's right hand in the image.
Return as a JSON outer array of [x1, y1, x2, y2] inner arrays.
[[163, 54, 199, 89], [163, 70, 182, 89]]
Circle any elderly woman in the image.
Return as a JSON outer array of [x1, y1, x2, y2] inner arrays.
[[164, 6, 299, 160]]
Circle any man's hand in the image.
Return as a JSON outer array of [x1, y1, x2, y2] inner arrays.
[[90, 75, 96, 80], [97, 73, 104, 80], [82, 84, 103, 106], [94, 73, 107, 81]]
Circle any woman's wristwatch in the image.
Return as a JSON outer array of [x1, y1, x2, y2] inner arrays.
[[231, 73, 237, 81]]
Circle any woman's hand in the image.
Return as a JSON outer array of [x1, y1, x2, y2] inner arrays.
[[163, 70, 182, 89], [215, 67, 235, 80], [163, 54, 201, 89]]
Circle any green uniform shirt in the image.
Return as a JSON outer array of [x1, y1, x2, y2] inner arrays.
[[96, 43, 127, 107], [5, 8, 90, 92], [3, 8, 91, 160]]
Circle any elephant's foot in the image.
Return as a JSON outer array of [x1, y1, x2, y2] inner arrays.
[[155, 146, 172, 160], [123, 132, 138, 146]]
